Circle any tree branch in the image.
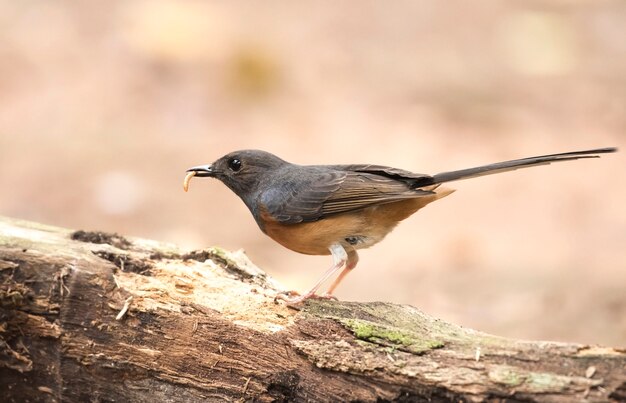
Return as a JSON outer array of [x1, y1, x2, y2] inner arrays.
[[0, 216, 624, 402]]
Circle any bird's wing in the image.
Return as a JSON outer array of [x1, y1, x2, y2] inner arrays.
[[260, 166, 433, 224], [320, 177, 435, 216], [332, 164, 430, 181]]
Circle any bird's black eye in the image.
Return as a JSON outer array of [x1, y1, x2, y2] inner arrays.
[[228, 158, 242, 172]]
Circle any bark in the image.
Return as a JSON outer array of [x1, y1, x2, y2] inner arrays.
[[0, 215, 624, 403]]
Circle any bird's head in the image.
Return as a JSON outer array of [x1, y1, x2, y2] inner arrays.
[[186, 149, 288, 200]]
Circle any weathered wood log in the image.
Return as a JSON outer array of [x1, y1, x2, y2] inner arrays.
[[0, 216, 624, 402]]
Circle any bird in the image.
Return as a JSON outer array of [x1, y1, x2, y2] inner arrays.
[[184, 147, 616, 304]]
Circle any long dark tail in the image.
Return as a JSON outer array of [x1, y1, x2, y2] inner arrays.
[[415, 147, 617, 187]]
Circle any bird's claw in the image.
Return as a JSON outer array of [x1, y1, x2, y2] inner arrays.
[[274, 290, 301, 305], [274, 290, 338, 306]]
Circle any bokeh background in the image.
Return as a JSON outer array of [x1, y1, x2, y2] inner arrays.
[[1, 1, 624, 345]]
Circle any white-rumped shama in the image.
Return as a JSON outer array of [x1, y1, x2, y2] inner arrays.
[[185, 147, 616, 304]]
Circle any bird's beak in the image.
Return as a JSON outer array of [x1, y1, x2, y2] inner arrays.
[[186, 164, 214, 177]]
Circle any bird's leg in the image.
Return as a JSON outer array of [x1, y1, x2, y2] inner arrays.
[[323, 248, 358, 298], [275, 243, 347, 305]]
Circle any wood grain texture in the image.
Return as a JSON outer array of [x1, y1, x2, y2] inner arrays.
[[0, 216, 624, 402]]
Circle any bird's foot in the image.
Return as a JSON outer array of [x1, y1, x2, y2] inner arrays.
[[274, 290, 303, 305], [274, 290, 338, 306], [318, 293, 338, 301]]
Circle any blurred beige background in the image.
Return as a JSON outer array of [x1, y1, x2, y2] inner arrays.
[[1, 1, 624, 345]]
